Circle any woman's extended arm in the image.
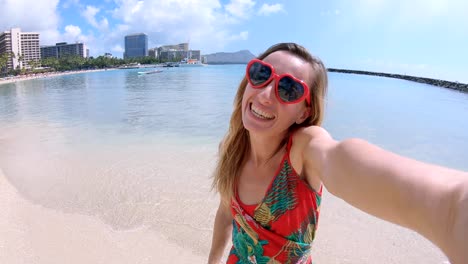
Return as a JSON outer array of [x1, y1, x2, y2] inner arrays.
[[208, 198, 233, 264], [301, 127, 468, 264]]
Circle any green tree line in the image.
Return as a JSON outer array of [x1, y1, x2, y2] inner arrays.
[[0, 54, 179, 77]]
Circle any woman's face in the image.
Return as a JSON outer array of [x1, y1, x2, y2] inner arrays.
[[241, 51, 313, 136]]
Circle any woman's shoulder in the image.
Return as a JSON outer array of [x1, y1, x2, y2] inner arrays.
[[293, 126, 333, 144], [291, 126, 337, 165]]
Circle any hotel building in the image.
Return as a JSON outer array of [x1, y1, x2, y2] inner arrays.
[[159, 43, 189, 52], [124, 33, 148, 59], [156, 42, 200, 61], [41, 42, 88, 59], [0, 28, 40, 70]]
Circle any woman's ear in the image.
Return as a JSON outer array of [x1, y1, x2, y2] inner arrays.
[[296, 107, 311, 125]]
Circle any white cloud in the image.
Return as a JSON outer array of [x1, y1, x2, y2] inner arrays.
[[130, 0, 144, 15], [82, 5, 109, 31], [83, 5, 100, 24], [225, 0, 256, 19], [0, 0, 61, 45], [106, 0, 251, 55], [61, 0, 80, 9], [100, 18, 109, 30], [0, 0, 254, 58], [62, 25, 92, 46], [229, 31, 249, 41], [239, 31, 249, 40], [258, 3, 284, 16], [64, 25, 82, 38], [112, 45, 124, 53], [117, 24, 130, 32]]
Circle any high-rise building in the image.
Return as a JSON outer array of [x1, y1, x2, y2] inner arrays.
[[158, 49, 201, 62], [124, 33, 148, 59], [156, 42, 199, 62], [159, 43, 189, 52], [148, 48, 157, 58], [0, 28, 40, 70], [41, 42, 88, 59]]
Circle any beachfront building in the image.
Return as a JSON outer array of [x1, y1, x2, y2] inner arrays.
[[0, 28, 40, 70], [148, 48, 157, 59], [188, 50, 201, 61], [159, 43, 189, 52], [158, 49, 183, 61], [158, 49, 201, 62], [40, 42, 88, 59], [124, 33, 148, 59], [156, 42, 201, 62]]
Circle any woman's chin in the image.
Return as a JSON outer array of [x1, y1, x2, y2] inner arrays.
[[242, 109, 276, 134]]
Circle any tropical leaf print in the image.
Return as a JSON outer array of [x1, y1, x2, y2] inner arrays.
[[231, 223, 271, 264], [284, 210, 317, 262], [228, 144, 322, 264], [254, 160, 298, 227], [287, 210, 317, 244], [234, 214, 259, 244]]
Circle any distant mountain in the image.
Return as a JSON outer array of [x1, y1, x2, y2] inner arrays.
[[203, 50, 255, 64]]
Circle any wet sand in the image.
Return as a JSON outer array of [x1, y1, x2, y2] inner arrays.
[[0, 124, 449, 263], [0, 168, 208, 264]]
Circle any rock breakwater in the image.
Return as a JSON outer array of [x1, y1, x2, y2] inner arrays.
[[328, 68, 468, 93]]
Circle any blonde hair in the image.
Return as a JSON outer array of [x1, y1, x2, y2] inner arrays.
[[212, 43, 328, 202]]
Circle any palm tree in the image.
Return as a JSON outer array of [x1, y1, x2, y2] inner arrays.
[[17, 53, 24, 69], [0, 53, 9, 76], [29, 59, 40, 72]]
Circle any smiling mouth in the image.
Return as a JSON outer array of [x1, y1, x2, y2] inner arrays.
[[250, 103, 275, 120]]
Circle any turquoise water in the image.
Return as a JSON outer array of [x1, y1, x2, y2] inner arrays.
[[1, 66, 467, 170], [1, 66, 464, 262]]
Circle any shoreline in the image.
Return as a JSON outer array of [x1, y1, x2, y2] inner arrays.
[[2, 66, 467, 94], [0, 167, 208, 264], [0, 128, 449, 263], [0, 68, 115, 86]]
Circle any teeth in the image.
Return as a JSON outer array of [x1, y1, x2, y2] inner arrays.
[[251, 104, 274, 120]]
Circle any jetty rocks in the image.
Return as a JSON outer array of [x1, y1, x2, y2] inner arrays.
[[328, 68, 468, 93]]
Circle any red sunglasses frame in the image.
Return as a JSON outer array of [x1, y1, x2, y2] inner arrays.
[[246, 59, 311, 106]]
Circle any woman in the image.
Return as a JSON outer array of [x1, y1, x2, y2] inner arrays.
[[208, 43, 468, 264]]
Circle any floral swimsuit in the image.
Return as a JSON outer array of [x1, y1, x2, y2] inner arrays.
[[228, 134, 322, 264]]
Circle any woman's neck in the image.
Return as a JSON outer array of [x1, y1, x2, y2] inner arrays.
[[248, 131, 288, 167]]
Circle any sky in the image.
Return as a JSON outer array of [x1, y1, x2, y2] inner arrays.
[[1, 0, 467, 82]]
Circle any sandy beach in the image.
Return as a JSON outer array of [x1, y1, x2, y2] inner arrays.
[[0, 69, 114, 86], [0, 122, 449, 263], [0, 168, 209, 264]]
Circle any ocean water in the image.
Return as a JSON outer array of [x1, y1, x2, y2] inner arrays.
[[0, 66, 467, 261], [3, 66, 466, 168]]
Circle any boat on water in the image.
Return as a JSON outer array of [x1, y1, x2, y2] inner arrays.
[[118, 63, 142, 69], [138, 69, 163, 75], [119, 66, 141, 69], [163, 62, 179, 67], [178, 58, 206, 67]]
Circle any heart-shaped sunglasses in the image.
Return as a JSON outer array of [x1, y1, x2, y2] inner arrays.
[[246, 59, 311, 105]]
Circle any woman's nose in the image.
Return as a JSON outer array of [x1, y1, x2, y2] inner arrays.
[[257, 80, 276, 105]]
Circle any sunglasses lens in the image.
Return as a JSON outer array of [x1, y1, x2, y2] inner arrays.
[[248, 62, 272, 86], [278, 76, 305, 103]]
